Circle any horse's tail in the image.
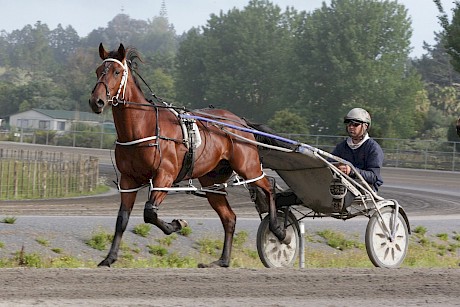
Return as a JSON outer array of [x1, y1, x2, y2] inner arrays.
[[243, 119, 294, 149]]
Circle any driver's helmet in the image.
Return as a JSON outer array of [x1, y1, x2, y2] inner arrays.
[[344, 108, 371, 128]]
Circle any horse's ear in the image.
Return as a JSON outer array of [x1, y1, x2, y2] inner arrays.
[[99, 43, 108, 60], [117, 44, 126, 60]]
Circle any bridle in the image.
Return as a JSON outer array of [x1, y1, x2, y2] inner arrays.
[[94, 58, 129, 106], [93, 57, 166, 109]]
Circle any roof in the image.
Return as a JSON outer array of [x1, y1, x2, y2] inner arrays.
[[32, 108, 108, 122]]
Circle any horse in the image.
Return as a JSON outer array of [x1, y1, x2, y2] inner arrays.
[[88, 43, 288, 267]]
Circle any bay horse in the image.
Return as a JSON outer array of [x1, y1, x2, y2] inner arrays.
[[88, 43, 287, 267]]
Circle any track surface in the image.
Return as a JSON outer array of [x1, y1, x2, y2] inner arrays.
[[1, 267, 459, 306], [1, 142, 459, 306]]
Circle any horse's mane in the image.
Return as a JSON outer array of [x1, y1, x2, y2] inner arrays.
[[125, 47, 143, 90], [125, 47, 143, 69], [107, 46, 143, 90]]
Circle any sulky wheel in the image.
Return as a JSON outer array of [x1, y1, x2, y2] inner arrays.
[[257, 210, 300, 268], [365, 206, 409, 268]]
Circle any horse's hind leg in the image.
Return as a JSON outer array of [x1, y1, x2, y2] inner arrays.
[[231, 158, 287, 243], [255, 177, 288, 243], [197, 176, 235, 268], [98, 191, 136, 267]]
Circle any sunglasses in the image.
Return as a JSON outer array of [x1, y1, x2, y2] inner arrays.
[[345, 121, 362, 127]]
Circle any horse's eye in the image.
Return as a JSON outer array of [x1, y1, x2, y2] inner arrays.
[[115, 70, 120, 76]]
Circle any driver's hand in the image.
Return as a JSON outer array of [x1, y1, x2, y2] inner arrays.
[[337, 163, 351, 175]]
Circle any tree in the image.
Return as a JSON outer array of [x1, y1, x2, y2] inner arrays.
[[412, 25, 460, 140], [136, 16, 178, 54], [413, 32, 460, 86], [175, 28, 209, 108], [6, 22, 55, 72], [267, 109, 309, 134], [49, 24, 81, 64], [431, 85, 460, 116], [0, 31, 9, 66], [84, 14, 149, 48], [176, 0, 300, 121], [434, 0, 460, 72], [293, 0, 424, 138]]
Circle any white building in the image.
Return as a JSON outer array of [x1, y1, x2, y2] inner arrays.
[[8, 108, 109, 131]]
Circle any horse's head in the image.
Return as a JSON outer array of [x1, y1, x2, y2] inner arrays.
[[89, 43, 129, 114]]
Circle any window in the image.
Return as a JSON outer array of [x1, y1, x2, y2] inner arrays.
[[39, 120, 50, 130], [57, 121, 66, 131], [17, 119, 29, 128]]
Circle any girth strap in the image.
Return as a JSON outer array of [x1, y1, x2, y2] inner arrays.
[[173, 119, 196, 184]]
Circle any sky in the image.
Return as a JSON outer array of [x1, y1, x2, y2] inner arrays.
[[0, 0, 457, 58]]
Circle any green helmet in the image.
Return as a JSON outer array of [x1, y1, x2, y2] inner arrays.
[[344, 108, 371, 128]]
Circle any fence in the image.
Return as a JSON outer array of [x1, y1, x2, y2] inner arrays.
[[0, 129, 116, 149], [280, 134, 460, 172], [2, 129, 460, 172], [0, 148, 99, 200]]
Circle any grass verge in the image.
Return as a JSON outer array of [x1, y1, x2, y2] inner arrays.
[[0, 226, 458, 269]]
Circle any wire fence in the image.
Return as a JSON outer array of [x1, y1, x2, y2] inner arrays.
[[279, 134, 460, 172], [2, 129, 460, 172], [0, 129, 116, 149], [0, 148, 99, 200]]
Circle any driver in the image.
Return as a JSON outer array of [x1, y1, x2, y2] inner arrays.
[[331, 108, 384, 192]]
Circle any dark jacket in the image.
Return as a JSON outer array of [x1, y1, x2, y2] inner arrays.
[[331, 138, 384, 191]]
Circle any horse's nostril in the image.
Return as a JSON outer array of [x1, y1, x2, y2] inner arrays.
[[96, 99, 105, 108]]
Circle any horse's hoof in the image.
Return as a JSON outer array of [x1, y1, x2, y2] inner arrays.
[[177, 219, 188, 228], [171, 219, 188, 231], [281, 232, 292, 245], [197, 260, 228, 268], [97, 260, 111, 267]]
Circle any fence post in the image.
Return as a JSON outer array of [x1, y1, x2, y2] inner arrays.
[[41, 161, 47, 198], [453, 142, 457, 172], [0, 158, 3, 197], [13, 160, 19, 198], [20, 126, 24, 143], [78, 155, 84, 193], [72, 129, 76, 147], [100, 123, 104, 149], [424, 141, 428, 170]]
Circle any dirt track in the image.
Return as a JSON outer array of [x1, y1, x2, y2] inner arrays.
[[1, 142, 460, 306], [1, 267, 459, 306], [1, 196, 459, 306]]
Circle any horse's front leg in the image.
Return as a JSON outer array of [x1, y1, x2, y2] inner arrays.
[[143, 176, 187, 234], [98, 190, 136, 267]]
